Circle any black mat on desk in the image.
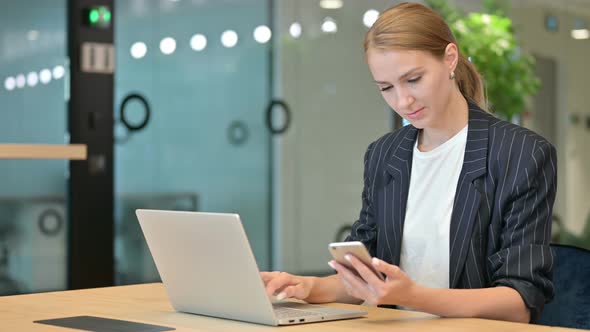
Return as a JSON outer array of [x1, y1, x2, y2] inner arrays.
[[34, 315, 176, 332]]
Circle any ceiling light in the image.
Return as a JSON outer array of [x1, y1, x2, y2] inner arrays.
[[190, 34, 207, 51], [221, 30, 238, 48], [39, 69, 52, 84], [53, 65, 65, 80], [289, 22, 302, 38], [131, 42, 148, 59], [160, 37, 177, 55], [4, 77, 16, 91], [16, 74, 26, 88], [321, 17, 338, 34], [27, 72, 39, 87], [319, 0, 342, 9], [363, 9, 379, 28], [571, 28, 590, 39], [254, 25, 272, 44]]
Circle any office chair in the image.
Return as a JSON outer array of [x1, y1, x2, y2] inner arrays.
[[538, 244, 590, 329]]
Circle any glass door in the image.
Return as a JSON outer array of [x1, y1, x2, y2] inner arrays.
[[113, 0, 272, 284], [0, 0, 69, 294]]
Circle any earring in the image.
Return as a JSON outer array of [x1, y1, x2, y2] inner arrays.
[[450, 71, 455, 80]]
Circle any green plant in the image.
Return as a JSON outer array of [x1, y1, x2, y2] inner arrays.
[[553, 211, 590, 251], [426, 0, 540, 121]]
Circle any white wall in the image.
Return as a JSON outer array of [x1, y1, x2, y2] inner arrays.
[[274, 0, 394, 274], [511, 3, 590, 234]]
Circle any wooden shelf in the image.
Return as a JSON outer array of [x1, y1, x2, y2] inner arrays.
[[0, 144, 87, 160]]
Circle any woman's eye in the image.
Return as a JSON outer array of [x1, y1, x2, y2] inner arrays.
[[408, 76, 422, 84], [380, 86, 393, 92]]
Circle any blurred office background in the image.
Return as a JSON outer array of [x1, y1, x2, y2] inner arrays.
[[0, 0, 588, 295]]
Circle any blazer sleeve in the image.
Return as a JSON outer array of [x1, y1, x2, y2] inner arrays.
[[345, 142, 378, 257], [488, 141, 557, 323]]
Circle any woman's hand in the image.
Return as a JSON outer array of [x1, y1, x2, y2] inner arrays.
[[329, 255, 418, 307], [260, 271, 314, 301], [330, 255, 531, 322]]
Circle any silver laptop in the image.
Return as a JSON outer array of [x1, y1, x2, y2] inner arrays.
[[136, 209, 367, 326]]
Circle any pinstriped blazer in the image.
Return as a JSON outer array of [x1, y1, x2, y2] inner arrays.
[[346, 101, 557, 322]]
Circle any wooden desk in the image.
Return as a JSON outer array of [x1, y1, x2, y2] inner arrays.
[[0, 144, 87, 160], [0, 283, 577, 331]]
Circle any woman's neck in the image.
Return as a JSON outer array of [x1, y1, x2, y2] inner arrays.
[[418, 92, 469, 152]]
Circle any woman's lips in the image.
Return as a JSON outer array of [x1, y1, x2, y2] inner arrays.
[[407, 107, 425, 119]]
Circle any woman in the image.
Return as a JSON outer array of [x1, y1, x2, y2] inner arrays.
[[262, 2, 556, 323]]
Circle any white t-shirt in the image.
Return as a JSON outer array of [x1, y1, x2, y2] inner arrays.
[[399, 125, 468, 290]]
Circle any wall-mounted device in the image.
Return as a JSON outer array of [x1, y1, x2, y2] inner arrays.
[[82, 6, 112, 29]]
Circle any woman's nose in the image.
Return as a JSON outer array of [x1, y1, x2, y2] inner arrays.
[[396, 89, 415, 110]]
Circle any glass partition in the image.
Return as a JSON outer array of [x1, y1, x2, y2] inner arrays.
[[113, 0, 272, 284], [0, 0, 69, 295], [273, 0, 394, 274]]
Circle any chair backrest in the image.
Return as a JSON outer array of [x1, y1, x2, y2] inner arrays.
[[538, 244, 590, 329]]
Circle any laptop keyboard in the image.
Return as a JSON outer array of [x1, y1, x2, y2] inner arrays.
[[273, 307, 322, 319]]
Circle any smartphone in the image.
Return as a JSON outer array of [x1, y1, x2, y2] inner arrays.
[[329, 241, 385, 281]]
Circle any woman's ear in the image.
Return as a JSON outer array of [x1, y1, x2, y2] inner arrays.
[[444, 43, 459, 72]]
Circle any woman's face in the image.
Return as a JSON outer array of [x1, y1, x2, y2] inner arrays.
[[366, 47, 457, 129]]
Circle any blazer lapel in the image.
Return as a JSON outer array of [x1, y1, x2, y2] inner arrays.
[[384, 127, 418, 265], [449, 103, 489, 288]]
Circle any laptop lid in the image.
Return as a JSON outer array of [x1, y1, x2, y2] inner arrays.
[[136, 209, 278, 326]]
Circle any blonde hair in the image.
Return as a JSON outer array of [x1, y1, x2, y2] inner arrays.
[[364, 2, 486, 110]]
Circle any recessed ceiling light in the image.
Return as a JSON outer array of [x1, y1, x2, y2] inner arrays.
[[4, 77, 16, 91], [289, 22, 302, 38], [190, 34, 207, 51], [16, 74, 26, 88], [27, 72, 39, 87], [131, 42, 148, 59], [160, 37, 177, 55], [221, 30, 238, 48], [571, 28, 590, 39], [254, 25, 272, 44], [321, 17, 338, 33], [53, 65, 65, 80], [363, 9, 379, 28], [319, 0, 342, 9], [39, 69, 52, 84]]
